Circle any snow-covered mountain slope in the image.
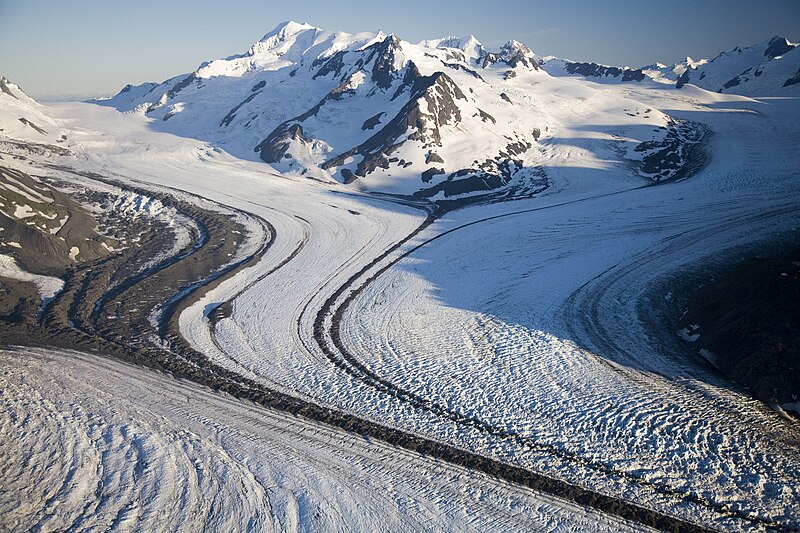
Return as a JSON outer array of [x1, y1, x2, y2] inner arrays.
[[98, 22, 705, 199], [16, 73, 796, 530], [0, 76, 67, 144], [672, 36, 800, 94], [540, 36, 800, 96]]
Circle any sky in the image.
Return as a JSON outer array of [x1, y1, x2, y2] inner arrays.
[[1, 0, 799, 99]]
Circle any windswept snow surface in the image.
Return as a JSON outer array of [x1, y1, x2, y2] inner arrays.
[[9, 47, 800, 529], [0, 348, 644, 532]]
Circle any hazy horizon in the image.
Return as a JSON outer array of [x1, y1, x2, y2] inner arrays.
[[2, 0, 799, 99]]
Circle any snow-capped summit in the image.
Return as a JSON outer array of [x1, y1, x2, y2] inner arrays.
[[245, 21, 319, 58], [245, 21, 381, 63], [674, 57, 708, 76], [419, 35, 484, 60], [251, 20, 318, 51], [639, 57, 708, 84], [98, 23, 707, 198], [0, 76, 35, 104], [195, 22, 382, 79], [480, 40, 539, 70]]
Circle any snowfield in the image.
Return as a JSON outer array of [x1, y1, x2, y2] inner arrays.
[[2, 22, 800, 531]]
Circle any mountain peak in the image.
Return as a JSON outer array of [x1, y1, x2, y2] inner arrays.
[[0, 75, 33, 101], [0, 76, 20, 100], [482, 39, 537, 69], [420, 34, 484, 58], [502, 40, 530, 51], [765, 35, 798, 59], [247, 21, 320, 57], [262, 21, 318, 41], [383, 33, 402, 47], [364, 32, 406, 89]]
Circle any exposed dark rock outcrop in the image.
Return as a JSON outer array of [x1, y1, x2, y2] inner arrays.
[[425, 152, 444, 164], [220, 92, 260, 128], [412, 138, 532, 199], [256, 123, 312, 164], [722, 68, 751, 90], [390, 61, 424, 100], [328, 78, 357, 101], [764, 36, 797, 59], [442, 62, 484, 80], [476, 109, 496, 124], [364, 34, 404, 90], [675, 68, 692, 89], [112, 82, 158, 101], [633, 120, 709, 182], [321, 71, 466, 178], [17, 118, 46, 135], [257, 58, 468, 175], [167, 73, 198, 99], [784, 68, 800, 87], [421, 167, 445, 183], [118, 82, 158, 94], [413, 168, 509, 199], [312, 50, 347, 80], [480, 41, 539, 70], [361, 113, 384, 130], [0, 166, 112, 275], [564, 62, 645, 82]]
